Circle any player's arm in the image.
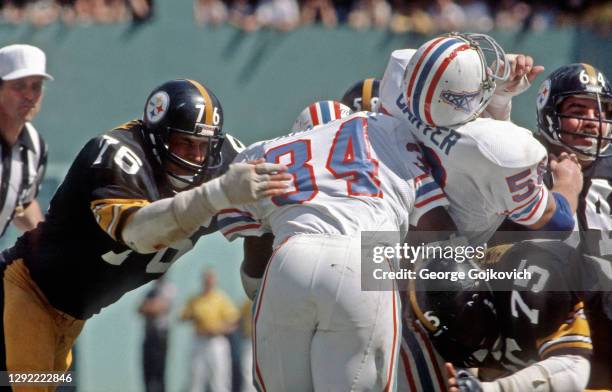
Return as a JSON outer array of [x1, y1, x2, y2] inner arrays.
[[121, 160, 290, 253], [446, 356, 590, 392], [483, 54, 545, 122], [12, 199, 44, 231], [525, 153, 582, 230], [241, 233, 275, 300]]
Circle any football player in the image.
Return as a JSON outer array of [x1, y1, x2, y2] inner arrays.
[[341, 78, 381, 112], [291, 100, 352, 131], [380, 32, 583, 246], [409, 241, 593, 392], [0, 79, 290, 381], [217, 111, 456, 391], [536, 63, 612, 389]]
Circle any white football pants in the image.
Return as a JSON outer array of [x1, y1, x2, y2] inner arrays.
[[252, 234, 400, 392]]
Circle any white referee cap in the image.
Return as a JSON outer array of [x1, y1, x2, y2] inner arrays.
[[0, 44, 53, 81]]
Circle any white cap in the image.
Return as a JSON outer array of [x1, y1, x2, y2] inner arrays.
[[0, 44, 53, 81]]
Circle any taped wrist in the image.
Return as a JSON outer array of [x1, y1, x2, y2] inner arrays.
[[541, 192, 574, 231], [171, 183, 218, 234], [200, 176, 232, 211]]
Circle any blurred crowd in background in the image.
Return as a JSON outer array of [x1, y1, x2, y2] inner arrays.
[[1, 0, 610, 34]]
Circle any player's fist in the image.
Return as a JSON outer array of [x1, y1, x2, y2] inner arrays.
[[549, 152, 583, 195], [216, 159, 291, 207]]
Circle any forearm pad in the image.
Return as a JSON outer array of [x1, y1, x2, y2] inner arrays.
[[482, 355, 590, 392], [122, 182, 218, 253]]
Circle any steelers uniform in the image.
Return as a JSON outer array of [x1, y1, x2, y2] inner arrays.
[[575, 155, 612, 390], [0, 120, 240, 379], [399, 240, 592, 391], [479, 241, 592, 374]]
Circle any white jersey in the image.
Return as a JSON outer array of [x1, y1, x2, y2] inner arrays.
[[218, 112, 448, 247], [381, 49, 549, 245]]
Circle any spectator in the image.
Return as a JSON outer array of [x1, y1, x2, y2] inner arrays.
[[138, 278, 176, 392], [255, 0, 300, 31], [300, 0, 338, 27], [194, 0, 228, 26], [347, 0, 392, 30], [181, 270, 240, 392]]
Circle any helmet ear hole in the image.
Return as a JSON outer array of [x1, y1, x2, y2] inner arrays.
[[142, 79, 225, 189]]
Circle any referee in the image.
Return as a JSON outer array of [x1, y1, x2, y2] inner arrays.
[[0, 44, 50, 237]]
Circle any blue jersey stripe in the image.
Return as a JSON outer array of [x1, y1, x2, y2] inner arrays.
[[218, 215, 256, 229], [411, 39, 462, 120], [415, 181, 441, 198], [319, 102, 331, 124]]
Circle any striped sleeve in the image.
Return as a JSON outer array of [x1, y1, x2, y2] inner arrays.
[[409, 173, 449, 226], [536, 302, 592, 359], [217, 208, 265, 241], [504, 159, 549, 226], [91, 198, 150, 241]]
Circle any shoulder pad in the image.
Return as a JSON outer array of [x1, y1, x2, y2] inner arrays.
[[459, 119, 546, 168], [380, 49, 416, 118]]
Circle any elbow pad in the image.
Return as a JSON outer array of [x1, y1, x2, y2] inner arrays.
[[541, 192, 575, 232]]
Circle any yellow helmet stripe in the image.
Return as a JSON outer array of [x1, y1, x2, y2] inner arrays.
[[581, 63, 598, 84], [187, 79, 214, 125], [362, 78, 375, 111], [408, 279, 437, 332]]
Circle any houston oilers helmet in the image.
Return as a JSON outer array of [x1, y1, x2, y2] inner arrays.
[[291, 100, 352, 131], [536, 63, 612, 160], [142, 79, 225, 189], [402, 32, 510, 128], [341, 78, 381, 112], [409, 258, 499, 366]]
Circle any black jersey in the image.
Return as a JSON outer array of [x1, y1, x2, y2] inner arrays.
[[15, 121, 242, 320], [479, 241, 592, 374], [575, 155, 612, 389]]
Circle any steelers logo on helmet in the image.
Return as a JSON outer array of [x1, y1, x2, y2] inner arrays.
[[402, 33, 509, 128], [536, 79, 551, 111], [145, 91, 170, 124]]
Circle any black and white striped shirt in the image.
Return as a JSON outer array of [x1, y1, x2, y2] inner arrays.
[[0, 123, 47, 236]]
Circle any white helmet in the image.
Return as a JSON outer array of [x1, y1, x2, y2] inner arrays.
[[402, 33, 510, 128], [291, 100, 352, 131]]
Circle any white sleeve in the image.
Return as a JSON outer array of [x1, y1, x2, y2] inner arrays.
[[499, 163, 550, 226], [380, 49, 416, 119], [482, 355, 590, 392]]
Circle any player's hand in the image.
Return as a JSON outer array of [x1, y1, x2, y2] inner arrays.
[[219, 158, 291, 205], [446, 363, 483, 392], [495, 54, 545, 97], [549, 152, 583, 194]]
